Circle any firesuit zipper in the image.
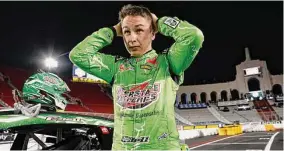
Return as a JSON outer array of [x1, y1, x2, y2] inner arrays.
[[133, 59, 137, 149]]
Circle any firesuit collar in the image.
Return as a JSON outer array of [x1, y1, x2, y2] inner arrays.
[[130, 49, 157, 62]]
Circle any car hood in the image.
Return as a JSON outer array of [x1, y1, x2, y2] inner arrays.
[[0, 109, 114, 130]]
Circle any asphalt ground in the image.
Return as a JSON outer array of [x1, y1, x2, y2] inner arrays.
[[186, 130, 283, 150]]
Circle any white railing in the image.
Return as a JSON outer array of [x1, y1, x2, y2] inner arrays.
[[207, 107, 232, 124], [175, 112, 195, 125]]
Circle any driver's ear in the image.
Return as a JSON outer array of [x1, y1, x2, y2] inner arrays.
[[151, 28, 156, 40], [152, 33, 156, 40]]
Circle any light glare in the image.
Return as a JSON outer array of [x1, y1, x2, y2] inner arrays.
[[44, 57, 58, 68]]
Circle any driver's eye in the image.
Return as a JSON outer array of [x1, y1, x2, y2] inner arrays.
[[123, 30, 130, 35], [136, 29, 143, 33]]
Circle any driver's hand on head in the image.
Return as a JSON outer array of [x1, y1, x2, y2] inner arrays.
[[151, 13, 158, 34], [113, 22, 123, 37]]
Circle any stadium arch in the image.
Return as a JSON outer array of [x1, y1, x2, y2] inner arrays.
[[181, 93, 187, 104], [210, 91, 217, 102], [200, 92, 207, 103], [190, 93, 197, 104], [221, 90, 228, 101], [272, 84, 283, 95], [231, 89, 240, 100], [247, 78, 260, 91]]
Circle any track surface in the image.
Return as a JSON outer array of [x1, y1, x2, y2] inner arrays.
[[186, 130, 283, 150]]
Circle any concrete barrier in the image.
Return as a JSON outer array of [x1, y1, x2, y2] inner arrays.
[[218, 128, 227, 136], [273, 121, 284, 129], [242, 122, 266, 132], [240, 121, 283, 133], [195, 125, 206, 129], [183, 126, 194, 130], [179, 130, 200, 140], [178, 128, 218, 140], [265, 124, 276, 131], [199, 128, 218, 136], [178, 121, 283, 140], [207, 124, 218, 128], [217, 125, 242, 136]]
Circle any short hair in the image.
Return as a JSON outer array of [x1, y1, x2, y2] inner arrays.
[[119, 4, 156, 32]]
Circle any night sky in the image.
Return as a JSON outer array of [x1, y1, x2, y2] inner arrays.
[[0, 1, 282, 85]]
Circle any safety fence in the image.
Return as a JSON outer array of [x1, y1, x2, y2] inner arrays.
[[178, 120, 283, 140]]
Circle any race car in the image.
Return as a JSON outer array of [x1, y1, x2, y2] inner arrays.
[[0, 71, 114, 150], [0, 109, 114, 150]]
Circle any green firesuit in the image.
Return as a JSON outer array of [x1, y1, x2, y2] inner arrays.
[[69, 16, 204, 150]]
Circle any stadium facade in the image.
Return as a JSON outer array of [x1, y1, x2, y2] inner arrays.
[[177, 48, 283, 104]]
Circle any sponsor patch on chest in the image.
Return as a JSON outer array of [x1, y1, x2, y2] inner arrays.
[[119, 64, 134, 72], [116, 82, 161, 109], [140, 64, 152, 70]]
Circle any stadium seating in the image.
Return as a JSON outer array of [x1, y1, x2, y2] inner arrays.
[[236, 108, 265, 122], [66, 82, 113, 113], [178, 103, 207, 109], [0, 79, 15, 107], [174, 107, 221, 125], [272, 107, 283, 119], [212, 104, 263, 123]]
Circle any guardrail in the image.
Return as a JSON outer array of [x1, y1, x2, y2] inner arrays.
[[178, 121, 283, 140], [207, 107, 232, 124]]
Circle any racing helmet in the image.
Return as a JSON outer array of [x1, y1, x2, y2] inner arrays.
[[22, 72, 70, 111]]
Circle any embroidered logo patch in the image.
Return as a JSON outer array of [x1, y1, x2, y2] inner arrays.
[[164, 17, 180, 29], [140, 65, 152, 70], [121, 136, 150, 143], [116, 82, 161, 109], [119, 64, 134, 72], [146, 57, 157, 65]]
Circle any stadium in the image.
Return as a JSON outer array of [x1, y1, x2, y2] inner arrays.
[[0, 1, 283, 151]]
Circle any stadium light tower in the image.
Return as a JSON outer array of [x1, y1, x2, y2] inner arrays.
[[44, 57, 58, 71]]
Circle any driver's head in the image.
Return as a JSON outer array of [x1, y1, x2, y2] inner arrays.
[[119, 4, 157, 57]]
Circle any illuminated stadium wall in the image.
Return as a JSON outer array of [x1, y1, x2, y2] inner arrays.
[[177, 48, 283, 104]]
